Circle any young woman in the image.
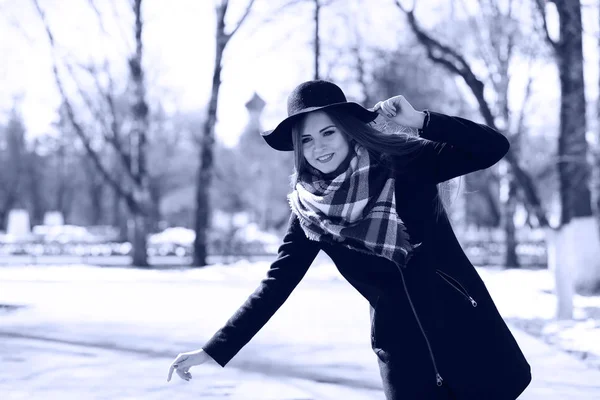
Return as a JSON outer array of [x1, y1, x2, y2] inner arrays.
[[167, 80, 532, 399]]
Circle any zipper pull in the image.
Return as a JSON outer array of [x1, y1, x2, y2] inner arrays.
[[469, 297, 478, 307], [436, 373, 444, 386]]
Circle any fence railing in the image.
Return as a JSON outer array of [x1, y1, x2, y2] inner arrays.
[[0, 239, 547, 267]]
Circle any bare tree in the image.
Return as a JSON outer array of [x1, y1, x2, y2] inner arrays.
[[535, 0, 590, 224], [0, 109, 26, 230], [24, 138, 47, 226], [313, 0, 344, 80], [193, 0, 255, 266], [457, 0, 542, 267], [393, 1, 550, 271], [313, 0, 321, 79], [595, 1, 600, 218], [264, 0, 340, 81], [128, 0, 153, 266], [51, 102, 85, 224], [535, 0, 600, 298], [33, 0, 153, 266]]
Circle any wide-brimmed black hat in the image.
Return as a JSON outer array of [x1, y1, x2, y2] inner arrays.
[[260, 80, 378, 151]]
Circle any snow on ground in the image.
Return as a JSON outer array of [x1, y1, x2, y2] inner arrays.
[[1, 254, 599, 369], [471, 266, 600, 369]]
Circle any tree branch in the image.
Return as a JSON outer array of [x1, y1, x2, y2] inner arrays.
[[32, 0, 138, 211], [534, 0, 559, 51], [401, 6, 495, 124], [227, 0, 256, 39], [47, 47, 138, 184], [394, 0, 550, 227], [87, 62, 136, 180], [87, 0, 108, 34], [514, 49, 536, 142]]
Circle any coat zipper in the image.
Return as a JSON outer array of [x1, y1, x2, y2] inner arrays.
[[397, 266, 444, 387], [436, 269, 478, 307]]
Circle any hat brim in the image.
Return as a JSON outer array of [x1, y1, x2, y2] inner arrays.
[[260, 102, 378, 151]]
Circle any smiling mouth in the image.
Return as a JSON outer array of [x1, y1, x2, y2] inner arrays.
[[316, 153, 334, 163]]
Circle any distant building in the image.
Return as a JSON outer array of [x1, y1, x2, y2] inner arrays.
[[160, 93, 267, 228], [239, 92, 266, 150], [245, 92, 266, 121]]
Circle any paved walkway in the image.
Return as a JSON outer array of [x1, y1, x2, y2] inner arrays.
[[510, 327, 600, 399], [0, 335, 379, 400], [1, 324, 600, 399], [1, 261, 599, 399]]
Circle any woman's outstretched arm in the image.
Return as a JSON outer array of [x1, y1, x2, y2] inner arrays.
[[201, 212, 320, 367]]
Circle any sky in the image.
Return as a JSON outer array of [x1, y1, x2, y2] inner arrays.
[[0, 0, 407, 147], [1, 0, 600, 148]]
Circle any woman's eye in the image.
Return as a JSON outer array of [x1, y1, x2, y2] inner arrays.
[[302, 137, 312, 144], [323, 130, 334, 136]]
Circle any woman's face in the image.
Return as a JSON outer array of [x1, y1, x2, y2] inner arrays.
[[300, 111, 350, 174]]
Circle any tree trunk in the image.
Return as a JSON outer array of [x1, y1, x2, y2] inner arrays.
[[556, 1, 591, 224], [313, 0, 320, 80], [0, 190, 18, 232], [554, 0, 600, 294], [503, 179, 519, 268], [111, 158, 125, 235], [1, 112, 26, 229], [55, 143, 66, 216], [399, 5, 549, 229], [131, 205, 148, 266], [33, 0, 152, 262], [193, 14, 226, 267], [193, 0, 254, 266], [545, 226, 573, 319], [89, 181, 104, 225], [127, 0, 151, 267], [496, 39, 520, 269], [595, 1, 600, 233], [148, 181, 161, 232], [27, 153, 44, 226], [92, 186, 104, 225], [0, 210, 6, 232]]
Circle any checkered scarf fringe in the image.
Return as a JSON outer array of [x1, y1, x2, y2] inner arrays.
[[288, 144, 416, 268]]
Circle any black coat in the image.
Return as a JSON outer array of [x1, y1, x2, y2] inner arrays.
[[202, 112, 532, 399]]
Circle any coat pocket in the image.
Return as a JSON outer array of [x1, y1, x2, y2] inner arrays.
[[435, 269, 478, 307]]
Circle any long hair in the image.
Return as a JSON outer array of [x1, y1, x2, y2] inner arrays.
[[289, 107, 461, 221]]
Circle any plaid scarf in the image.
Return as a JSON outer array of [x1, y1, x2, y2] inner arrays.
[[288, 144, 417, 268]]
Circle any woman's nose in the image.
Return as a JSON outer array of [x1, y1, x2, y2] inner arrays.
[[313, 139, 326, 152]]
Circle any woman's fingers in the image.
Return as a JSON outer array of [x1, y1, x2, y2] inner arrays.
[[167, 355, 189, 382], [370, 102, 384, 115], [176, 368, 191, 381], [374, 95, 417, 122], [167, 364, 191, 382], [167, 364, 176, 382], [381, 101, 396, 117]]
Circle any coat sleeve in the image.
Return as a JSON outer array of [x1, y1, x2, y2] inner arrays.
[[201, 212, 320, 367], [398, 111, 510, 184]]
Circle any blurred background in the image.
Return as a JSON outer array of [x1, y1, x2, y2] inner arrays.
[[1, 0, 600, 399]]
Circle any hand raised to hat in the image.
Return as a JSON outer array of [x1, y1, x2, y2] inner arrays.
[[372, 95, 426, 130]]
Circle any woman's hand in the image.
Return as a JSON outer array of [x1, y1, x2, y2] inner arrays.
[[372, 95, 426, 130], [166, 348, 212, 382]]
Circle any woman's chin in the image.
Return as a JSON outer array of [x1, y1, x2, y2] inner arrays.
[[315, 164, 338, 175], [309, 158, 340, 175]]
